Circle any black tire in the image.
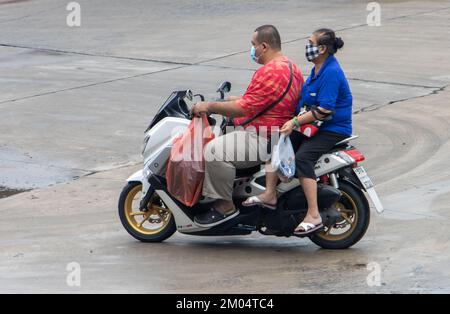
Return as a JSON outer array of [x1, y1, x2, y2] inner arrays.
[[310, 181, 370, 249], [118, 182, 176, 243]]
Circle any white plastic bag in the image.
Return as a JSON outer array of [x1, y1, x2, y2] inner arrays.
[[271, 134, 296, 180]]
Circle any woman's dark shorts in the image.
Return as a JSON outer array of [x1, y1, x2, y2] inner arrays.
[[290, 131, 348, 180]]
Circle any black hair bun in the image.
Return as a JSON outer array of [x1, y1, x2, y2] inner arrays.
[[335, 37, 344, 50]]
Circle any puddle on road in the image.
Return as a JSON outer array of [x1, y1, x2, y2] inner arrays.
[[0, 186, 28, 199]]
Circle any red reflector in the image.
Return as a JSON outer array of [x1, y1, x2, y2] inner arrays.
[[345, 149, 365, 162], [320, 175, 329, 184]]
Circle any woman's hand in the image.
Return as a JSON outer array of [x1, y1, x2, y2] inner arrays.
[[280, 119, 296, 136]]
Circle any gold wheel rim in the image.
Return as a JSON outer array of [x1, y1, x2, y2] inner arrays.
[[124, 185, 172, 235], [317, 191, 358, 242]]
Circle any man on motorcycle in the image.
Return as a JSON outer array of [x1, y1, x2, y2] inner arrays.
[[191, 25, 304, 227]]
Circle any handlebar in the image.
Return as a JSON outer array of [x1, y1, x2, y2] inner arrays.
[[186, 81, 231, 118]]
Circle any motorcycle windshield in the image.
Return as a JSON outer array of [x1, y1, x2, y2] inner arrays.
[[146, 90, 191, 132]]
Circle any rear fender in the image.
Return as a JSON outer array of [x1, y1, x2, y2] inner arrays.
[[337, 167, 365, 191], [337, 176, 371, 214]]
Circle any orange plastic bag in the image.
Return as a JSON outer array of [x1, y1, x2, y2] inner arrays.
[[166, 115, 215, 207]]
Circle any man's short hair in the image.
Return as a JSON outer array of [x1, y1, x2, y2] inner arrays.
[[254, 25, 281, 51]]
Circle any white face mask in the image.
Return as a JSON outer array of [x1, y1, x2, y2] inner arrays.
[[250, 45, 258, 63], [305, 43, 320, 62], [250, 43, 262, 63]]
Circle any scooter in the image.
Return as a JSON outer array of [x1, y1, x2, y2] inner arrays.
[[118, 82, 384, 249]]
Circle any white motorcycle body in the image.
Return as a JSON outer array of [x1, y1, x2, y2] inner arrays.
[[127, 116, 383, 234], [118, 87, 383, 249]]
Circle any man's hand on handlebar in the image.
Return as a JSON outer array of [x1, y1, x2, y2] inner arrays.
[[191, 99, 246, 119], [190, 101, 210, 118]]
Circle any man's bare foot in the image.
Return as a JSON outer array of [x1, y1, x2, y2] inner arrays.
[[214, 199, 236, 215]]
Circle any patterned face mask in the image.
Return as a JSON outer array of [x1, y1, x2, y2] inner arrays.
[[305, 42, 320, 62]]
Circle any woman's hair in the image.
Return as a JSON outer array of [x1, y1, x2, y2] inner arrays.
[[314, 28, 344, 55]]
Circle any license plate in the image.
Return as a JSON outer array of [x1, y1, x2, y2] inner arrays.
[[353, 166, 374, 189]]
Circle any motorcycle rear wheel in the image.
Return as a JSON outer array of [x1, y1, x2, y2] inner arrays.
[[310, 181, 370, 249]]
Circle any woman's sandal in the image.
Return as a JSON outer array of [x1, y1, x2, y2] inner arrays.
[[242, 196, 277, 210], [293, 221, 324, 236]]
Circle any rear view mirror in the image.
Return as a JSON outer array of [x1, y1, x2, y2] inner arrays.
[[185, 89, 193, 101], [216, 81, 232, 100]]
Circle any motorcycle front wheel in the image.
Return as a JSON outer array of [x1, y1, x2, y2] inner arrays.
[[118, 182, 176, 242], [310, 181, 370, 249]]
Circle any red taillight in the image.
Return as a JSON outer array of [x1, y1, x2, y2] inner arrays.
[[345, 149, 365, 163]]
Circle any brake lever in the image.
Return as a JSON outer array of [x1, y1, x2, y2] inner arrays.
[[194, 94, 205, 101]]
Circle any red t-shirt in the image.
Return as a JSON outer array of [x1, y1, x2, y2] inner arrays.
[[234, 56, 304, 134]]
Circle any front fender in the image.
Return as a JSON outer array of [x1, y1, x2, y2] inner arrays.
[[126, 169, 143, 183]]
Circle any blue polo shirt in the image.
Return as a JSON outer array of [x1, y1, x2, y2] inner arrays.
[[296, 55, 353, 136]]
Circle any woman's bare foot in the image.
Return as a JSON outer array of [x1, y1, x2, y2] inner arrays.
[[242, 192, 277, 209], [214, 199, 236, 215], [301, 213, 322, 226], [255, 192, 277, 207]]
